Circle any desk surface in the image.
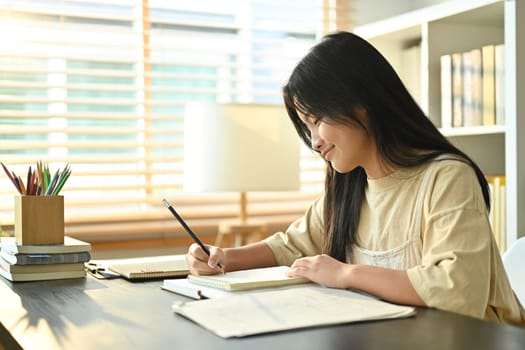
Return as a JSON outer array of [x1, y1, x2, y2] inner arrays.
[[0, 275, 524, 350]]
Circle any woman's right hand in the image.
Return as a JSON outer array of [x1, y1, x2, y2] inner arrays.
[[186, 243, 225, 275]]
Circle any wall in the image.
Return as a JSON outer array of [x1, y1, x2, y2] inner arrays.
[[352, 0, 452, 25]]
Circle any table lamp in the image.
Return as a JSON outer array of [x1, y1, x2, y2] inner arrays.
[[184, 101, 301, 246]]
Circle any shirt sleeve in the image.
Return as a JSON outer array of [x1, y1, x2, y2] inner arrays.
[[264, 195, 325, 266], [406, 161, 494, 319]]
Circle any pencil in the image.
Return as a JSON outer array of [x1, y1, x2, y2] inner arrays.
[[13, 176, 23, 194], [45, 168, 60, 195], [52, 165, 71, 195], [17, 174, 26, 195], [26, 166, 33, 195], [162, 198, 222, 269], [1, 162, 22, 194]]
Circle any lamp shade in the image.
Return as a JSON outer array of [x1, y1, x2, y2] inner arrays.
[[184, 102, 300, 193]]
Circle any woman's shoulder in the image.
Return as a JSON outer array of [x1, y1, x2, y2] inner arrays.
[[429, 154, 477, 177], [398, 154, 479, 189], [392, 154, 471, 179], [425, 154, 486, 209]]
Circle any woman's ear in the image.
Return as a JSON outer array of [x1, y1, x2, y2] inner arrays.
[[351, 105, 371, 133]]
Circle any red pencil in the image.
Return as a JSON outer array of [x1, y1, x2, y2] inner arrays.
[[1, 162, 23, 195]]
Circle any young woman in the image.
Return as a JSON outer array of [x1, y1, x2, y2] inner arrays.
[[186, 32, 525, 326]]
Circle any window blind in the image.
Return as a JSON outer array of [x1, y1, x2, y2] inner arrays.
[[0, 0, 352, 242]]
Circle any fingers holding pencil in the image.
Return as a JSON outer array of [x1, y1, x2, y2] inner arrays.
[[187, 243, 225, 276]]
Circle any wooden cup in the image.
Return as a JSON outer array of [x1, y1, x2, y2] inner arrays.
[[14, 195, 65, 245]]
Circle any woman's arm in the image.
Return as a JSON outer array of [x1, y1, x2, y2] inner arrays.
[[287, 254, 426, 306], [223, 241, 278, 271], [186, 241, 277, 275], [347, 262, 426, 306]]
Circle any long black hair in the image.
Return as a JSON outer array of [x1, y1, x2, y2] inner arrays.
[[282, 32, 490, 262]]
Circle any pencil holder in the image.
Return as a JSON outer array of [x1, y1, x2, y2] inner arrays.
[[14, 195, 64, 245]]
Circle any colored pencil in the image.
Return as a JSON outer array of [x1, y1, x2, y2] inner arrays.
[[1, 162, 22, 194], [1, 162, 71, 196]]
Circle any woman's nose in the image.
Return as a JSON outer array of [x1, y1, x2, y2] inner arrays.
[[311, 129, 323, 150]]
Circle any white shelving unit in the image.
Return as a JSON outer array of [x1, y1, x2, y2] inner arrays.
[[355, 0, 524, 248]]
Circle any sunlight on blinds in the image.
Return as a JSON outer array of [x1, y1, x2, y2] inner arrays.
[[0, 0, 349, 240]]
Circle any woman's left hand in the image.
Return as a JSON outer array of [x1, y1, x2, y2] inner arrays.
[[287, 254, 351, 289]]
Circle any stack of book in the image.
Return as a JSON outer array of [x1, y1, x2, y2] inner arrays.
[[0, 236, 91, 282], [440, 43, 505, 129]]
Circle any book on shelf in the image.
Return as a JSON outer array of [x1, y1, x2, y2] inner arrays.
[[106, 255, 189, 281], [470, 48, 483, 126], [171, 284, 416, 338], [187, 266, 309, 292], [442, 44, 504, 129], [461, 50, 474, 126], [0, 250, 91, 265], [440, 53, 452, 129], [451, 52, 463, 127], [0, 236, 91, 255], [482, 44, 496, 126], [494, 43, 505, 126]]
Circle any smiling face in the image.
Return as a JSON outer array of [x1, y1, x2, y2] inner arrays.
[[297, 108, 385, 178]]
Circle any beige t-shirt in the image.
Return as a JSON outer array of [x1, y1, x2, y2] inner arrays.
[[264, 158, 525, 326]]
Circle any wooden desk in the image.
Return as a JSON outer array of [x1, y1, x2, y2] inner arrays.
[[0, 275, 524, 350]]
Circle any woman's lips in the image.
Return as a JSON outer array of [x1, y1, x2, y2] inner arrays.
[[321, 146, 334, 159]]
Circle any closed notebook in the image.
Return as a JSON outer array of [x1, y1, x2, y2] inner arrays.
[[163, 278, 237, 299], [107, 256, 189, 281], [187, 266, 309, 291], [163, 277, 313, 300]]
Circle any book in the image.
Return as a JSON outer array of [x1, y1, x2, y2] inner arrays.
[[494, 43, 505, 125], [451, 52, 463, 127], [163, 277, 312, 299], [0, 257, 84, 274], [481, 44, 496, 126], [0, 264, 86, 282], [470, 48, 483, 126], [461, 50, 474, 126], [0, 250, 91, 265], [187, 266, 309, 291], [106, 255, 189, 281], [440, 54, 452, 130], [172, 285, 416, 338], [164, 278, 227, 299], [0, 236, 91, 255]]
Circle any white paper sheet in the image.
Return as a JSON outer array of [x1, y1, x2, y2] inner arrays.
[[172, 285, 416, 338]]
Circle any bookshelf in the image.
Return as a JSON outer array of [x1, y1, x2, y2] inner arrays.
[[354, 0, 525, 249]]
